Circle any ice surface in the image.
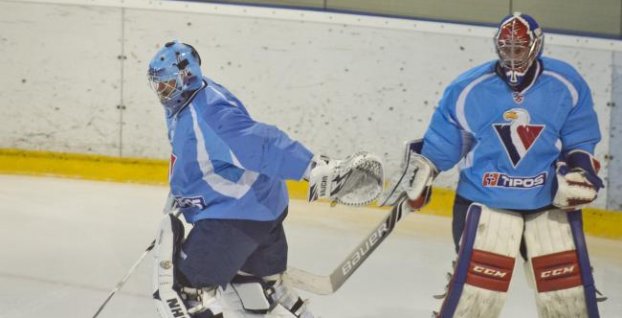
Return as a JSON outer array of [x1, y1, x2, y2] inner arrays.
[[0, 175, 620, 317]]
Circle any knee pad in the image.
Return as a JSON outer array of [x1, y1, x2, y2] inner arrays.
[[437, 204, 524, 318], [230, 273, 313, 318], [524, 209, 600, 318], [152, 214, 223, 318], [230, 274, 277, 314]]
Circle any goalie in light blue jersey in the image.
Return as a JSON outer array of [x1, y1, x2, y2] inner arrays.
[[146, 41, 383, 318], [389, 13, 605, 318]]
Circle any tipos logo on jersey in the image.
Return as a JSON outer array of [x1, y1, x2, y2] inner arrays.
[[482, 172, 547, 189], [493, 108, 544, 167]]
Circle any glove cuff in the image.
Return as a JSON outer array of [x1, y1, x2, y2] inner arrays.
[[565, 150, 603, 189]]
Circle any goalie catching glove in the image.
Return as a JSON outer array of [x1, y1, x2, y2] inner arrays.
[[553, 150, 603, 210], [378, 139, 437, 211], [307, 152, 384, 206]]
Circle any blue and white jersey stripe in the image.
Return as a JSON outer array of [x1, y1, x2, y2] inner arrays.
[[167, 77, 313, 223]]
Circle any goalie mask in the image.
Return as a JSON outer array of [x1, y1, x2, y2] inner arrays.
[[494, 13, 543, 87], [148, 41, 203, 117]]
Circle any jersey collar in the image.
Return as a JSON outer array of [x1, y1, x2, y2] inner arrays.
[[495, 59, 542, 94]]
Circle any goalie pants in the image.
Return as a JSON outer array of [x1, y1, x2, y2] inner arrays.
[[177, 208, 289, 289], [438, 197, 600, 317]]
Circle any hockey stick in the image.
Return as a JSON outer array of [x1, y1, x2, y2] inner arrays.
[[91, 195, 179, 318], [91, 239, 158, 318], [285, 201, 410, 295], [285, 140, 434, 294]]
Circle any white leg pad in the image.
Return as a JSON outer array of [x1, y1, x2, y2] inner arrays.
[[153, 214, 192, 318], [152, 214, 223, 318], [437, 204, 524, 318], [524, 209, 589, 318]]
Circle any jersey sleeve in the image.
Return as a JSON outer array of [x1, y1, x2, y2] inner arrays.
[[559, 76, 601, 155], [421, 85, 468, 171], [213, 105, 313, 181]]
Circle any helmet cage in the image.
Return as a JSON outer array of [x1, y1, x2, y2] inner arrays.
[[494, 14, 543, 83], [147, 41, 203, 117], [148, 70, 184, 104]]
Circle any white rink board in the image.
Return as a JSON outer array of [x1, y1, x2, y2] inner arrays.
[[0, 2, 123, 155], [0, 0, 620, 208]]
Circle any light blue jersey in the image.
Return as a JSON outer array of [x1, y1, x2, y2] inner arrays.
[[421, 57, 600, 210], [167, 78, 313, 223]]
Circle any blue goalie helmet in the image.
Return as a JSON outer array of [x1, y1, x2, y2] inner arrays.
[[494, 12, 544, 87], [148, 41, 203, 117]]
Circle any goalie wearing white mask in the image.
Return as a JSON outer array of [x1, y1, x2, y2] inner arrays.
[[147, 41, 383, 318], [384, 13, 604, 318]]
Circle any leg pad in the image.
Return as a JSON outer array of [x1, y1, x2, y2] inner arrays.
[[467, 250, 515, 292], [532, 250, 582, 293]]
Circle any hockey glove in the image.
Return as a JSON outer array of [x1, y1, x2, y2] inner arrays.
[[553, 151, 603, 210], [379, 139, 437, 211], [307, 152, 384, 206]]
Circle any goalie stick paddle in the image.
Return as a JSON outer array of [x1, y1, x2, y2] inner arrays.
[[285, 202, 409, 295]]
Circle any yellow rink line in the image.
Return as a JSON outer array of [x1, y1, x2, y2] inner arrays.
[[1, 148, 621, 240]]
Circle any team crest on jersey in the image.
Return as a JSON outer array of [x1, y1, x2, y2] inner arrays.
[[493, 108, 544, 168]]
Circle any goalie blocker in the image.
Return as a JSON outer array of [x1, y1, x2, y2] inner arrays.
[[553, 150, 603, 210], [379, 139, 438, 210]]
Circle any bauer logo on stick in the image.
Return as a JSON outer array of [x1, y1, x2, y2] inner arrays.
[[341, 221, 388, 276]]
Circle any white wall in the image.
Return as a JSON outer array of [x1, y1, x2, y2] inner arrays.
[[609, 51, 622, 209], [1, 0, 621, 208]]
